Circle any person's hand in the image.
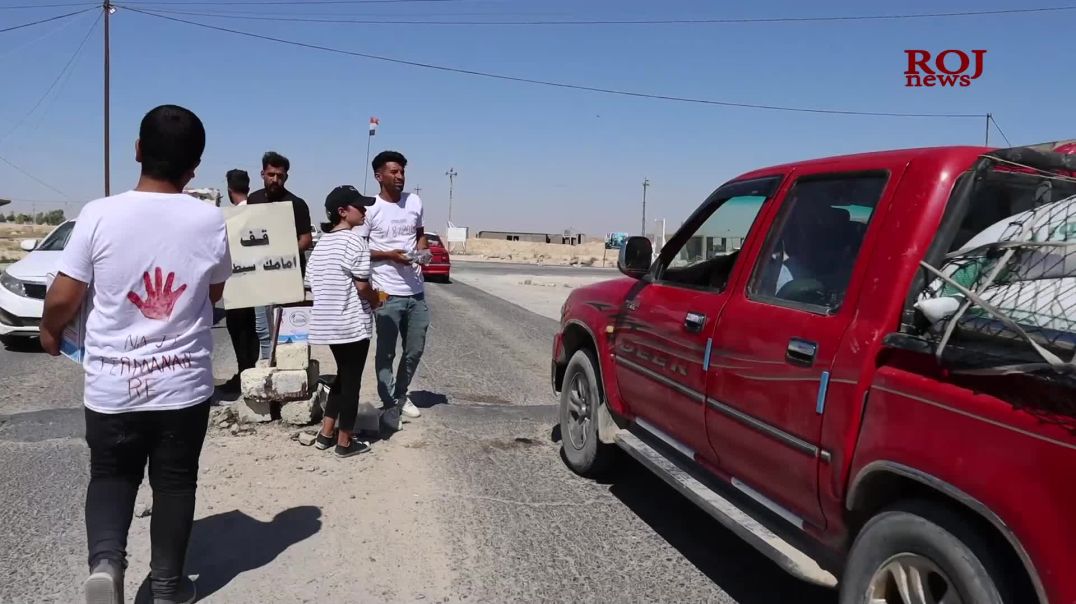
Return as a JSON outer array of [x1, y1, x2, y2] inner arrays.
[[387, 250, 411, 264], [40, 329, 60, 356]]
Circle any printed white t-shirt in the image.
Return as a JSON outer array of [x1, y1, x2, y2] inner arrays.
[[57, 191, 232, 414], [355, 192, 424, 296]]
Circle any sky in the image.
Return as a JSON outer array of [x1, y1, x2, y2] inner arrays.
[[0, 0, 1070, 237]]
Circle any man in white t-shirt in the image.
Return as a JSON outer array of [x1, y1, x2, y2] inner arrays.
[[357, 150, 430, 429], [41, 105, 231, 604]]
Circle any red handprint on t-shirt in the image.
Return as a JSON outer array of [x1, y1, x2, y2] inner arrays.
[[127, 267, 188, 320]]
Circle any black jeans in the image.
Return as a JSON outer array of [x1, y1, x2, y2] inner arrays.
[[84, 401, 210, 598], [225, 307, 259, 374], [324, 339, 371, 431]]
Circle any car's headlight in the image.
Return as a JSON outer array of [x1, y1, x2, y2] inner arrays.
[[0, 271, 28, 297]]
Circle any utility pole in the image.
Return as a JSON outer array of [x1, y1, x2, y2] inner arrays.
[[640, 178, 650, 236], [104, 1, 113, 196], [985, 113, 991, 146], [445, 168, 458, 225], [414, 186, 422, 196]]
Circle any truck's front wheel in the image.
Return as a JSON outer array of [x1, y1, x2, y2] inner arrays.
[[559, 349, 616, 477], [840, 501, 1010, 604]]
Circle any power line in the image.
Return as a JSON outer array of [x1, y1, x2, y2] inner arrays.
[[0, 4, 90, 59], [0, 7, 94, 33], [990, 115, 1014, 147], [125, 7, 984, 119], [116, 3, 1076, 25], [0, 154, 70, 199], [0, 11, 101, 147], [118, 0, 462, 5], [0, 3, 94, 9]]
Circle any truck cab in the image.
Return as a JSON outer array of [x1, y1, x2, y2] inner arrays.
[[552, 143, 1076, 604]]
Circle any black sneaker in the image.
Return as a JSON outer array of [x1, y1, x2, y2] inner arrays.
[[84, 559, 124, 604], [314, 430, 336, 450], [334, 439, 371, 458], [217, 374, 241, 394]]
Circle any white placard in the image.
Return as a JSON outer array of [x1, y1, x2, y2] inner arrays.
[[221, 202, 305, 309]]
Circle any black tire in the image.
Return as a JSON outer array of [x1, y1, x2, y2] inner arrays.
[[840, 500, 1011, 604], [559, 349, 616, 477]]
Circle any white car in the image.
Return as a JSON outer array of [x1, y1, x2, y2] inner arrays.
[[0, 220, 74, 345]]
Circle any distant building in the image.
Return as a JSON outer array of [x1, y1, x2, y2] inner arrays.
[[477, 230, 586, 245]]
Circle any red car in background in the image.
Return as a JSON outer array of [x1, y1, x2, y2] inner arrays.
[[423, 232, 451, 282]]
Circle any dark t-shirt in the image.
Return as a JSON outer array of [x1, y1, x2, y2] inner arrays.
[[248, 188, 313, 274], [247, 188, 313, 237]]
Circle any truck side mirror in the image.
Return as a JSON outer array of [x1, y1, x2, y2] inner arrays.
[[618, 236, 653, 279], [19, 239, 38, 252]]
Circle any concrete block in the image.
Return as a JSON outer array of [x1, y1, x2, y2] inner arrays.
[[276, 343, 309, 371], [240, 367, 275, 401], [234, 398, 272, 423], [307, 359, 320, 392], [271, 369, 309, 400], [281, 391, 323, 426]]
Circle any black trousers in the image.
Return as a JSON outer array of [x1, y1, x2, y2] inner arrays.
[[84, 401, 210, 598], [324, 339, 371, 431], [225, 307, 259, 373]]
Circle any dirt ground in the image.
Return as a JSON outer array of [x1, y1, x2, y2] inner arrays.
[[116, 341, 458, 603], [450, 238, 614, 267], [0, 224, 54, 263]]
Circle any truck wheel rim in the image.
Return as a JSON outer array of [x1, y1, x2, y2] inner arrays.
[[866, 553, 962, 604], [566, 373, 591, 450]]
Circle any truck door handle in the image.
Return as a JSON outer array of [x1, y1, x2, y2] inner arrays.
[[684, 312, 706, 333], [786, 338, 817, 367]]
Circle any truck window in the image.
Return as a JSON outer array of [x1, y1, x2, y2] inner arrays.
[[659, 194, 767, 290], [748, 172, 888, 312]]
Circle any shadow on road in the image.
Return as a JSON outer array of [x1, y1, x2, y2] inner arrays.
[[409, 390, 448, 409], [1, 337, 44, 353], [182, 506, 322, 601], [604, 459, 837, 604]]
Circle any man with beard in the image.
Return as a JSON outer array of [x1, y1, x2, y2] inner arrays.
[[358, 150, 429, 429], [246, 151, 313, 360]]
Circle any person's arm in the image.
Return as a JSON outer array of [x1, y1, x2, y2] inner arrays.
[[294, 198, 313, 251], [208, 218, 233, 304], [370, 249, 410, 264], [209, 283, 226, 304], [351, 237, 380, 309], [416, 200, 427, 250], [41, 212, 96, 355], [298, 232, 313, 252], [40, 274, 88, 356]]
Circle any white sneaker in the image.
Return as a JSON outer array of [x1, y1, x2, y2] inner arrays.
[[401, 397, 421, 418]]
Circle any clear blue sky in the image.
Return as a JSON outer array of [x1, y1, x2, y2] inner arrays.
[[0, 0, 1069, 236]]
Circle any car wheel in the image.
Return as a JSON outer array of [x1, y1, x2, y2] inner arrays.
[[559, 349, 616, 477], [840, 501, 1011, 604]]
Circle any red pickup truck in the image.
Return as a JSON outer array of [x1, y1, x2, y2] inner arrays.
[[552, 142, 1076, 604]]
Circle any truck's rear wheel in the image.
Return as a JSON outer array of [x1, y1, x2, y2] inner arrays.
[[840, 501, 1010, 604], [559, 349, 616, 477]]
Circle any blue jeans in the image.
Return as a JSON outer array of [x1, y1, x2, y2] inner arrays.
[[375, 294, 430, 425], [254, 305, 273, 360]]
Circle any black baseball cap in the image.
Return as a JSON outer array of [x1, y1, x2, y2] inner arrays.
[[325, 185, 374, 217]]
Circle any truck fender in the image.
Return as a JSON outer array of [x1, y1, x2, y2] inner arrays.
[[847, 460, 1046, 604]]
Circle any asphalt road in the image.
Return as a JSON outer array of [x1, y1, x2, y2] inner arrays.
[[0, 275, 836, 603]]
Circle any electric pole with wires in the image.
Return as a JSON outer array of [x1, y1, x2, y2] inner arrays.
[[104, 1, 114, 196], [445, 168, 458, 226]]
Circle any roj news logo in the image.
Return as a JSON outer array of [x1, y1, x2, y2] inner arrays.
[[904, 49, 986, 87]]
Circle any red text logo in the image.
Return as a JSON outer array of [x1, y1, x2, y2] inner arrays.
[[904, 49, 986, 87]]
